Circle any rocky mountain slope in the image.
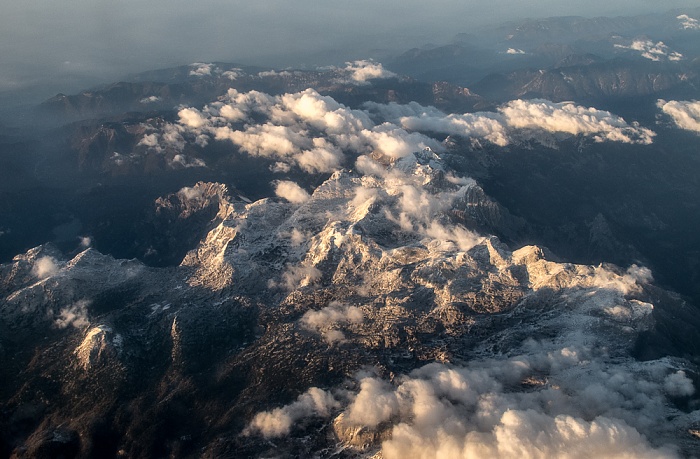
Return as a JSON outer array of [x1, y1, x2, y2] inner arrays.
[[2, 151, 699, 458], [2, 10, 700, 457]]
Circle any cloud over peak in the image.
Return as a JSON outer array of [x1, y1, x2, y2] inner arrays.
[[160, 85, 655, 176], [341, 60, 397, 84], [366, 98, 654, 146], [657, 99, 700, 133], [615, 39, 683, 62], [274, 180, 311, 204], [500, 99, 655, 144]]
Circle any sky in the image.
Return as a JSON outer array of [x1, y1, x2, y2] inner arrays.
[[0, 0, 697, 99]]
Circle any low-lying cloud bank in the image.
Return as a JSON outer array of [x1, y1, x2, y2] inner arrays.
[[247, 274, 694, 457], [247, 341, 693, 458], [339, 60, 397, 84], [614, 39, 683, 62], [657, 99, 700, 133], [146, 87, 654, 174], [366, 99, 655, 146]]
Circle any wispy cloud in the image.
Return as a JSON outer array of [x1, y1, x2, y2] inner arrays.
[[615, 39, 683, 62], [677, 14, 700, 30], [300, 302, 363, 343]]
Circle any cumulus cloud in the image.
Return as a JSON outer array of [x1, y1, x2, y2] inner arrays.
[[166, 87, 654, 177], [170, 154, 206, 168], [189, 62, 214, 76], [301, 301, 363, 343], [677, 14, 700, 30], [161, 124, 186, 151], [274, 180, 311, 204], [382, 410, 675, 459], [32, 256, 60, 279], [506, 48, 526, 54], [367, 101, 508, 146], [365, 99, 654, 146], [615, 39, 683, 62], [138, 133, 160, 148], [246, 387, 339, 438], [253, 339, 688, 458], [657, 99, 700, 133], [178, 107, 208, 129], [341, 60, 397, 84], [338, 343, 688, 457], [54, 299, 90, 329], [499, 99, 655, 144], [170, 87, 445, 173], [664, 371, 695, 397]]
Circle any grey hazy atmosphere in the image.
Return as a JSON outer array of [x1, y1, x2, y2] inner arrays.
[[1, 0, 697, 98]]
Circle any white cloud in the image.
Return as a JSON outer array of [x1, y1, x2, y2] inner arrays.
[[657, 99, 700, 133], [161, 124, 186, 151], [257, 70, 294, 78], [341, 60, 397, 84], [139, 95, 161, 104], [332, 343, 686, 458], [506, 48, 526, 54], [274, 180, 310, 204], [79, 236, 92, 248], [32, 256, 59, 279], [365, 99, 654, 146], [343, 377, 399, 427], [138, 133, 160, 148], [301, 302, 363, 343], [615, 40, 683, 62], [382, 410, 675, 459], [167, 89, 654, 176], [178, 186, 204, 201], [178, 107, 208, 129], [664, 371, 695, 397], [170, 154, 206, 168], [270, 263, 322, 290], [289, 228, 308, 246], [219, 104, 246, 122], [54, 299, 90, 329], [255, 340, 687, 458], [246, 387, 339, 438], [177, 88, 370, 170], [499, 99, 655, 144], [222, 68, 243, 80], [189, 63, 215, 76], [677, 14, 700, 30]]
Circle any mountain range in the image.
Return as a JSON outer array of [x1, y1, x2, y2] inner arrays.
[[1, 8, 700, 458]]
